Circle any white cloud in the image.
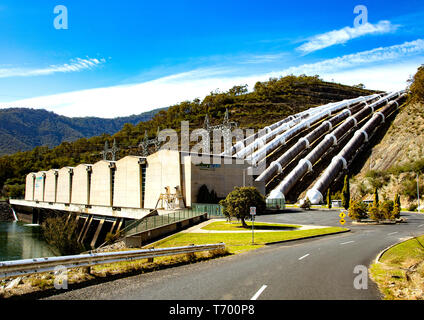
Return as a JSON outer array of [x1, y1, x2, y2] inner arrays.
[[1, 39, 423, 118], [297, 20, 399, 54], [0, 57, 105, 78]]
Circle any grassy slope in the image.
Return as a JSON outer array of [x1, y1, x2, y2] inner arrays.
[[370, 235, 424, 299]]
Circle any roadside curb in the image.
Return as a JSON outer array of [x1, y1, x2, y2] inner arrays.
[[374, 236, 415, 264], [264, 228, 351, 245]]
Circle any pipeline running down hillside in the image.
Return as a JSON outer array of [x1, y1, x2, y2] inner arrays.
[[245, 94, 380, 166], [305, 91, 407, 204], [255, 96, 381, 184]]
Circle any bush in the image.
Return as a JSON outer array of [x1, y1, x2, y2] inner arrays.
[[348, 200, 368, 221], [408, 203, 418, 212], [368, 203, 382, 221], [300, 198, 311, 210], [408, 65, 424, 102], [380, 200, 394, 220]]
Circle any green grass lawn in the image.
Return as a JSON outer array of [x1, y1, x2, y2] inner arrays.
[[150, 226, 348, 254], [201, 221, 301, 231], [370, 235, 424, 300]]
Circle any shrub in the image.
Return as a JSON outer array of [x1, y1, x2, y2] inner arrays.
[[380, 200, 394, 220], [368, 203, 382, 221], [348, 200, 368, 221], [300, 198, 311, 210], [408, 203, 418, 212]]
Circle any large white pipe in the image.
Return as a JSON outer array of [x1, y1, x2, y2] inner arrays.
[[248, 95, 378, 166]]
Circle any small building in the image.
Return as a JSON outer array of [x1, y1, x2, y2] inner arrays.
[[44, 169, 59, 203], [56, 167, 74, 204], [71, 164, 93, 205]]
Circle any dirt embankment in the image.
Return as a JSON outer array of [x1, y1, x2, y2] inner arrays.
[[0, 202, 14, 222]]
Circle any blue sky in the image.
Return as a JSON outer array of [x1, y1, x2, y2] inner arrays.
[[0, 0, 424, 117]]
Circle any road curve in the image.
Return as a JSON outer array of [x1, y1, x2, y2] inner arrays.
[[44, 210, 424, 300]]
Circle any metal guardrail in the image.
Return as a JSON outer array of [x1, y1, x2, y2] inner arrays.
[[0, 243, 225, 279]]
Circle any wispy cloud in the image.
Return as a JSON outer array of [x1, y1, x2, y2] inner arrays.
[[1, 39, 423, 117], [297, 20, 399, 54], [0, 57, 105, 78], [286, 38, 424, 75]]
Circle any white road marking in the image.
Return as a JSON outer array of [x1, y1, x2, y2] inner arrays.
[[418, 224, 424, 228], [340, 241, 355, 245], [388, 232, 398, 235], [251, 285, 267, 300], [298, 254, 310, 260]]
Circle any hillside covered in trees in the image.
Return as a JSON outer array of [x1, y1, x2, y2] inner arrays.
[[0, 74, 376, 198], [0, 107, 164, 156]]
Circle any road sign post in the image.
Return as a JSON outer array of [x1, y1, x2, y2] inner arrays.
[[250, 207, 256, 244]]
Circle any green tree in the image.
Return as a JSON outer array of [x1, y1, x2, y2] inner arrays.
[[341, 175, 350, 209], [327, 189, 332, 209], [219, 187, 265, 227], [197, 184, 210, 203], [373, 187, 379, 206]]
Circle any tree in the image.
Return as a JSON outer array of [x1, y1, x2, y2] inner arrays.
[[197, 184, 210, 203], [348, 199, 368, 221], [219, 187, 265, 227], [373, 187, 379, 206], [327, 189, 332, 209], [392, 194, 401, 219], [341, 175, 350, 209]]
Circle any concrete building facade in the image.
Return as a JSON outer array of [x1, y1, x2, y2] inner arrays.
[[56, 167, 74, 204], [25, 173, 35, 201], [33, 171, 47, 202], [44, 169, 59, 203], [89, 160, 115, 207], [23, 150, 254, 211], [71, 164, 92, 205]]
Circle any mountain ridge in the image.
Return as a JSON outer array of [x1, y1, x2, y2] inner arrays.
[[0, 107, 165, 155]]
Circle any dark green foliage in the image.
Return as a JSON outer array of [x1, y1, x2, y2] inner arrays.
[[373, 187, 379, 206], [219, 187, 266, 227], [196, 184, 211, 203], [341, 175, 350, 209], [41, 214, 85, 255], [327, 189, 332, 209]]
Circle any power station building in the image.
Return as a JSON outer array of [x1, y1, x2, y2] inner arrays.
[[23, 150, 254, 212]]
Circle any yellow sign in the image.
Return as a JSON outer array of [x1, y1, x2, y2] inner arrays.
[[339, 219, 346, 225], [339, 212, 346, 219]]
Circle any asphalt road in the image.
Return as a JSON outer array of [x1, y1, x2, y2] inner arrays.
[[45, 210, 424, 300]]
